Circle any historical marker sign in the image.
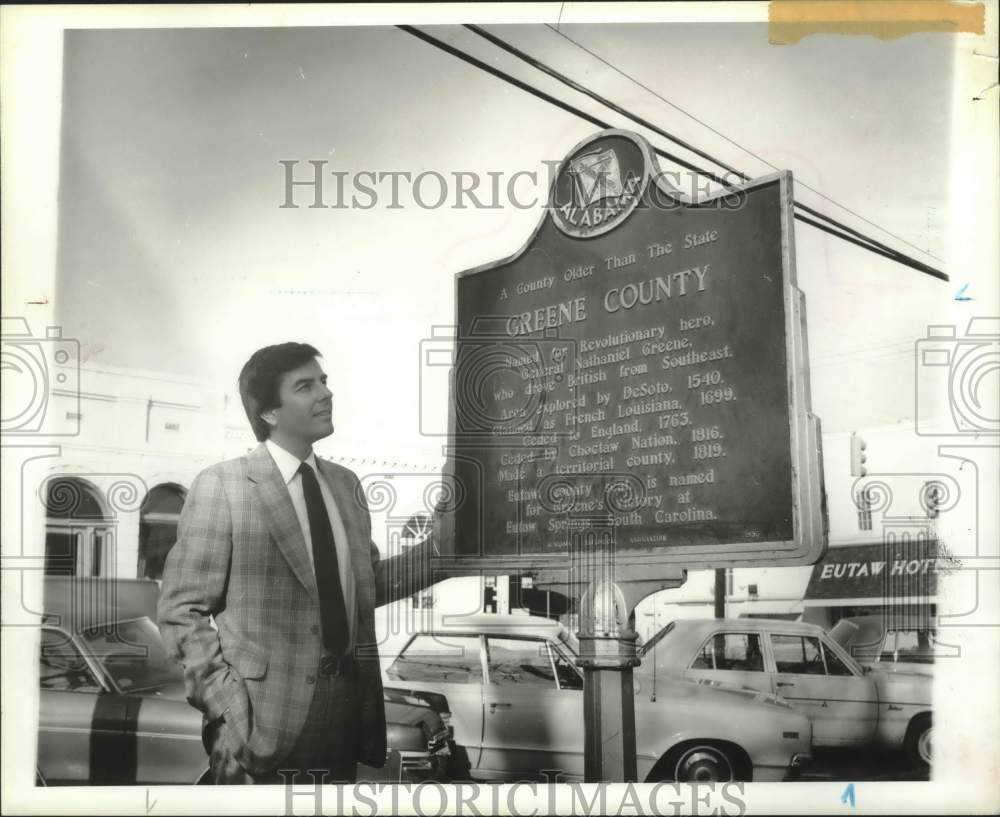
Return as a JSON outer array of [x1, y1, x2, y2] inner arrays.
[[442, 130, 826, 571]]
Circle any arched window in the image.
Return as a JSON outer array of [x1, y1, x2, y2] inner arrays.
[[44, 478, 113, 577], [138, 484, 186, 581], [402, 512, 433, 545]]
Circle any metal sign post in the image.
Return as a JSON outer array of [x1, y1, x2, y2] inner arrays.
[[572, 516, 639, 782], [580, 610, 640, 782], [524, 527, 684, 782]]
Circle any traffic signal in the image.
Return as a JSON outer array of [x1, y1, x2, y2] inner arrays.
[[925, 482, 943, 519], [850, 432, 868, 477]]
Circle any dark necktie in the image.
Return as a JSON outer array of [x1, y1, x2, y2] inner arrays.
[[297, 461, 349, 655]]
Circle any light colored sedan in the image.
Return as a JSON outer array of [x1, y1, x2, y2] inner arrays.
[[640, 618, 933, 768], [382, 613, 812, 783]]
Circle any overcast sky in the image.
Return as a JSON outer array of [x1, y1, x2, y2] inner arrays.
[[55, 22, 958, 449]]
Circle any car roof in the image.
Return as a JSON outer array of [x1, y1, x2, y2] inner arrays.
[[42, 577, 160, 632], [412, 612, 569, 637], [660, 618, 826, 637]]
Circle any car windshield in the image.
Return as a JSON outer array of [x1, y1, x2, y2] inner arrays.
[[637, 621, 676, 657], [78, 616, 182, 693]]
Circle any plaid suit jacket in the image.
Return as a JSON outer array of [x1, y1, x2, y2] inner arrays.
[[157, 442, 434, 774]]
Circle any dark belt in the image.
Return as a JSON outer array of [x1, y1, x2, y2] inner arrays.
[[318, 653, 358, 678]]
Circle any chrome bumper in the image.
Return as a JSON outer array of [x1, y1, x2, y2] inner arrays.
[[783, 752, 813, 781], [400, 748, 451, 782]]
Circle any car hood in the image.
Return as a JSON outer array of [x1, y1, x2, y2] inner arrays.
[[136, 678, 451, 734], [128, 678, 189, 701], [866, 660, 934, 677], [384, 699, 438, 729], [873, 667, 931, 682], [829, 618, 861, 648], [868, 666, 934, 701]]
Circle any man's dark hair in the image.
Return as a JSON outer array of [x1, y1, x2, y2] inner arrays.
[[238, 342, 321, 442]]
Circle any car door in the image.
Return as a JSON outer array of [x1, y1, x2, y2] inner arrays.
[[768, 632, 878, 747], [684, 631, 772, 695], [479, 635, 585, 781], [37, 626, 119, 784], [384, 633, 486, 770], [76, 616, 205, 784]]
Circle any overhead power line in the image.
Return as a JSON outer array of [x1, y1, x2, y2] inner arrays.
[[541, 22, 945, 265], [464, 24, 946, 279], [398, 24, 948, 284]]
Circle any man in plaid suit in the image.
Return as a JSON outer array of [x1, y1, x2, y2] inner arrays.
[[158, 342, 443, 784]]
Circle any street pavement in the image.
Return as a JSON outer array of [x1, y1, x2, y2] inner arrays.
[[798, 748, 930, 782]]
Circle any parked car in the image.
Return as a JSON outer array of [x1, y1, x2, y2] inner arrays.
[[36, 578, 450, 785], [829, 615, 938, 676], [382, 613, 812, 783], [639, 618, 933, 768]]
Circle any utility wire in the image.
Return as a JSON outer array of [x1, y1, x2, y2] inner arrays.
[[542, 22, 946, 265], [398, 24, 948, 283], [464, 24, 948, 282], [403, 24, 861, 261], [468, 23, 904, 264], [400, 24, 891, 264]]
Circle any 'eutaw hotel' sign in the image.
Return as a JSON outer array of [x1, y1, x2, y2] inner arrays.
[[437, 129, 827, 573]]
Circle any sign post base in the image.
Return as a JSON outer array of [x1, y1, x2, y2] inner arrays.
[[577, 626, 640, 783]]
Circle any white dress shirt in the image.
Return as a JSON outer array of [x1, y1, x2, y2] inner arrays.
[[265, 438, 357, 654]]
